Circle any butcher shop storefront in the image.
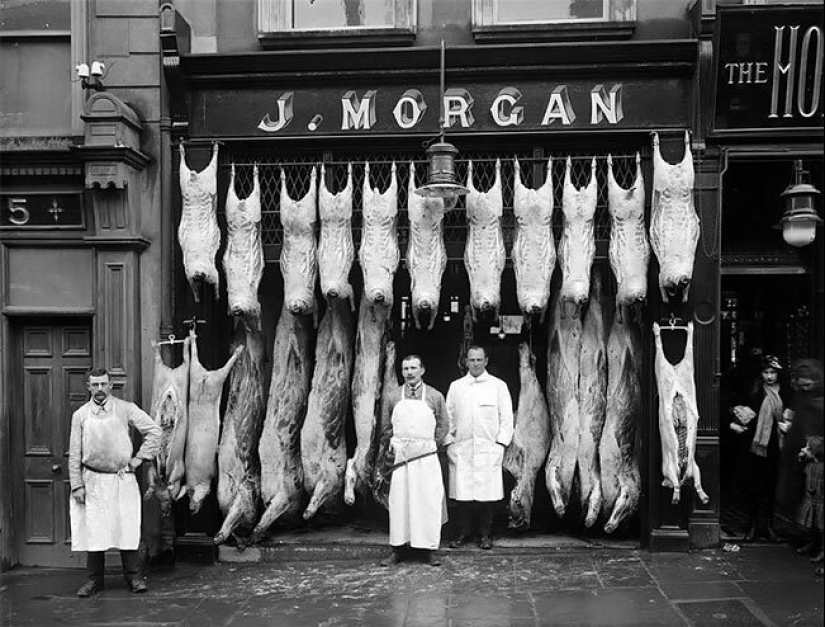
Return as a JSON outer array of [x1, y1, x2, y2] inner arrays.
[[710, 4, 824, 543], [161, 19, 715, 555]]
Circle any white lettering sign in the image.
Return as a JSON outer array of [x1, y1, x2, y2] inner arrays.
[[393, 89, 427, 129], [341, 90, 377, 130], [491, 87, 524, 127], [590, 84, 624, 125], [443, 88, 475, 129], [541, 86, 576, 126], [258, 92, 294, 132]]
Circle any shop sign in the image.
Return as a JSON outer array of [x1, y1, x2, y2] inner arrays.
[[190, 78, 690, 138], [713, 5, 823, 133], [0, 193, 84, 228]]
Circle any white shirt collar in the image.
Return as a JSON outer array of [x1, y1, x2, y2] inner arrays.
[[467, 370, 490, 383], [90, 397, 112, 414]]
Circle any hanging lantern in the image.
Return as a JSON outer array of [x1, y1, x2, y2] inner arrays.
[[413, 41, 469, 208], [774, 160, 822, 248]]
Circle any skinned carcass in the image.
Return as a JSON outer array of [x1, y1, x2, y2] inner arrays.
[[214, 319, 266, 546], [649, 131, 700, 303], [222, 163, 264, 323], [183, 329, 244, 513], [371, 340, 401, 510], [607, 153, 650, 320], [576, 269, 608, 528], [301, 297, 356, 519], [600, 309, 643, 533], [178, 142, 220, 301], [281, 166, 318, 317], [318, 162, 355, 309], [146, 337, 191, 514], [253, 303, 314, 540], [360, 161, 400, 307], [407, 161, 448, 330], [503, 342, 551, 529], [653, 322, 709, 505], [512, 158, 556, 321], [545, 284, 583, 517], [558, 157, 597, 319], [465, 159, 505, 322], [344, 295, 389, 506]]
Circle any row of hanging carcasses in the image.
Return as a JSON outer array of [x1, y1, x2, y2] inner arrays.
[[152, 130, 701, 544]]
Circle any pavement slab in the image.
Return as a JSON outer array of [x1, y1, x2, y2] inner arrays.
[[1, 545, 822, 627]]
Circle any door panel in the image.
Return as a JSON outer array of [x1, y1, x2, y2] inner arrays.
[[13, 319, 91, 567]]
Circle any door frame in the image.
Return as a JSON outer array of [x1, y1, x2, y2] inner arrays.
[[5, 315, 93, 569]]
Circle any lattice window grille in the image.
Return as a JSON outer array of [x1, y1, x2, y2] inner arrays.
[[220, 149, 645, 260]]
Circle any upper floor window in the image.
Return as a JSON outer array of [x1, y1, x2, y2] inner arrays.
[[473, 0, 636, 42], [258, 0, 416, 48]]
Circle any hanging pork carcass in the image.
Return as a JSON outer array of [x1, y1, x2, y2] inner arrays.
[[558, 157, 597, 319], [253, 304, 314, 540], [178, 142, 221, 301], [360, 161, 400, 307], [318, 162, 355, 309], [503, 342, 551, 529], [600, 311, 643, 533], [214, 319, 266, 546], [344, 295, 389, 506], [653, 322, 709, 505], [512, 158, 556, 321], [465, 159, 505, 322], [146, 336, 191, 514], [545, 284, 583, 518], [576, 268, 608, 528], [607, 153, 650, 320], [222, 163, 264, 323], [301, 297, 356, 519], [372, 340, 401, 510], [649, 131, 700, 303], [183, 328, 244, 513], [281, 165, 318, 317], [407, 161, 447, 330]]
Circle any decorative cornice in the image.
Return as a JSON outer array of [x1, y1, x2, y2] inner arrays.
[[179, 39, 698, 87], [160, 2, 191, 135], [83, 235, 152, 251], [71, 145, 152, 170]]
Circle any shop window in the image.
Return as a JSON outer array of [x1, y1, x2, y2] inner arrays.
[[257, 0, 416, 49], [472, 0, 636, 42]]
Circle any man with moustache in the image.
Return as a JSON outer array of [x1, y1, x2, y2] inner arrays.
[[446, 345, 514, 550], [68, 368, 161, 597], [380, 354, 449, 567]]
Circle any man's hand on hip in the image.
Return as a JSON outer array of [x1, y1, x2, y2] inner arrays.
[[72, 487, 86, 504], [128, 457, 143, 471]]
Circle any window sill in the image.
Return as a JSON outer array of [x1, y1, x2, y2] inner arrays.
[[259, 28, 416, 50], [472, 21, 636, 44]]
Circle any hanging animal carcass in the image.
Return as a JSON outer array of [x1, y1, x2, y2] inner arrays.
[[281, 166, 318, 317], [318, 162, 355, 309], [178, 142, 221, 301]]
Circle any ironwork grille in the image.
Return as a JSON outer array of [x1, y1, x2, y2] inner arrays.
[[220, 147, 646, 260]]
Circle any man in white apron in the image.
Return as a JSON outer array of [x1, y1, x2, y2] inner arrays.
[[381, 354, 449, 566], [446, 345, 514, 550], [68, 368, 161, 597]]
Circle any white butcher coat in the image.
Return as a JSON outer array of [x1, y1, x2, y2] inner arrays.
[[446, 371, 514, 501], [388, 386, 447, 549]]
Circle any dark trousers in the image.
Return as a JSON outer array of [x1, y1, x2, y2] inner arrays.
[[86, 550, 141, 584], [453, 500, 496, 538]]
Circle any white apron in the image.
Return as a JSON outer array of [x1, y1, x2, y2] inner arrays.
[[70, 404, 141, 552], [388, 386, 447, 549]]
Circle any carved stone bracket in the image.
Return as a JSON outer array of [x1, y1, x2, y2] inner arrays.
[[160, 2, 191, 136]]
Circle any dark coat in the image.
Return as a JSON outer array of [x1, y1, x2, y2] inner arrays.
[[776, 360, 825, 513]]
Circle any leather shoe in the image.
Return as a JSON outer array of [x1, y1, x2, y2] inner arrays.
[[449, 535, 467, 549], [77, 579, 103, 598], [380, 551, 402, 567], [423, 551, 441, 567], [129, 579, 148, 594], [479, 536, 493, 550]]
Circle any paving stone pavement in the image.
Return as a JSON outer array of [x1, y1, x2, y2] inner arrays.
[[1, 545, 822, 626]]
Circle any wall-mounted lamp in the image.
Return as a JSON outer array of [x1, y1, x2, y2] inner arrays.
[[774, 160, 822, 247], [75, 61, 108, 91], [413, 41, 469, 209]]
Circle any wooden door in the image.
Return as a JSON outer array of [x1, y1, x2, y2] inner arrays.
[[12, 320, 92, 567]]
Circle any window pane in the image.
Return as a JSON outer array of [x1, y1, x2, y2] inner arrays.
[[0, 40, 72, 136], [292, 0, 395, 29], [496, 0, 607, 23], [0, 0, 70, 31]]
